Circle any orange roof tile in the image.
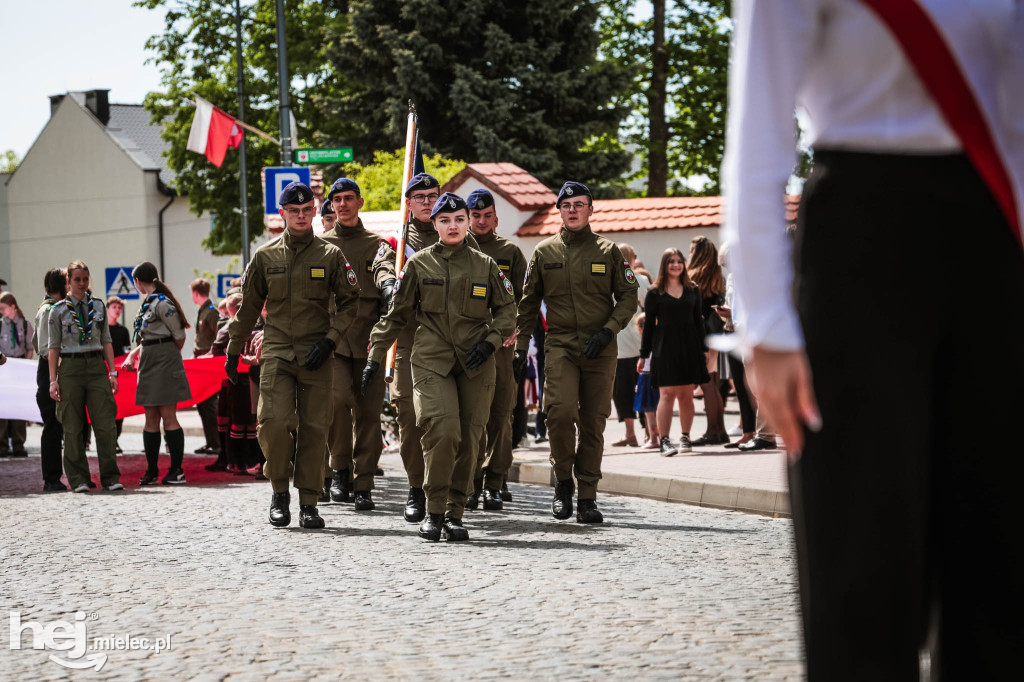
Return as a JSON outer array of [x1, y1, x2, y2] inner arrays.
[[516, 195, 802, 237], [443, 163, 557, 211]]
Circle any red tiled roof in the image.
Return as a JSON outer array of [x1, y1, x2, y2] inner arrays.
[[516, 195, 802, 237], [444, 163, 557, 211]]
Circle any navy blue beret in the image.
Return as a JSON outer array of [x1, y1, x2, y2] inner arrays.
[[556, 181, 592, 205], [279, 181, 314, 206], [466, 189, 495, 210], [320, 201, 335, 217], [328, 177, 361, 199], [430, 192, 467, 219], [405, 172, 440, 197]]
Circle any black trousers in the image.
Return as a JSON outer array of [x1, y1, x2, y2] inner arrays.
[[792, 151, 1024, 681], [196, 393, 220, 448], [727, 354, 755, 433], [35, 357, 64, 483], [613, 357, 639, 421]]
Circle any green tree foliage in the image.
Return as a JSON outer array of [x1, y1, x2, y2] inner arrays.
[[324, 0, 631, 192], [134, 0, 348, 254], [0, 150, 19, 173], [600, 0, 731, 195], [337, 149, 465, 211]]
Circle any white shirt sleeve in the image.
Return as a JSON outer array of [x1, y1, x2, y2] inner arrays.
[[722, 0, 818, 353]]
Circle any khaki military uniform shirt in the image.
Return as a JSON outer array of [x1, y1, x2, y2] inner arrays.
[[47, 294, 112, 353], [228, 228, 359, 361], [193, 299, 220, 355], [515, 224, 639, 356], [473, 230, 528, 299], [33, 299, 58, 355], [372, 217, 481, 288], [136, 294, 186, 342], [322, 219, 387, 359], [369, 240, 517, 376]]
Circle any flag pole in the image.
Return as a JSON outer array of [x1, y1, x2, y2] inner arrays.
[[385, 100, 419, 384]]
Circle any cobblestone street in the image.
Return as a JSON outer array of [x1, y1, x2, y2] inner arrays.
[[1, 428, 803, 680]]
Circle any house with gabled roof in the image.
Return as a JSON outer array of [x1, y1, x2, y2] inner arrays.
[[2, 90, 237, 355]]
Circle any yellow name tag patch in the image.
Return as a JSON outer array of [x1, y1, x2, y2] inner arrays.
[[470, 284, 488, 300], [591, 262, 607, 275], [310, 267, 326, 279]]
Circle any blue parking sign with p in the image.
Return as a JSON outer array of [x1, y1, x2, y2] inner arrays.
[[264, 167, 312, 216]]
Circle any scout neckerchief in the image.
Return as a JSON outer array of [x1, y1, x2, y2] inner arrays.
[[8, 318, 22, 348], [64, 293, 96, 345], [133, 293, 164, 343]]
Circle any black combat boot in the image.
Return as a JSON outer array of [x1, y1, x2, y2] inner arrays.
[[500, 480, 513, 502], [330, 468, 351, 503], [269, 491, 291, 527], [576, 498, 604, 524], [319, 478, 331, 503], [483, 488, 503, 511], [418, 512, 443, 541], [404, 487, 426, 523], [299, 505, 325, 529], [443, 516, 470, 541], [465, 477, 483, 511], [551, 479, 574, 520], [353, 490, 375, 511]]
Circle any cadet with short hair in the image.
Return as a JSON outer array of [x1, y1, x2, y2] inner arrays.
[[227, 181, 359, 529], [371, 173, 481, 523], [46, 261, 123, 492], [364, 193, 516, 541], [514, 181, 639, 523], [320, 177, 387, 511], [320, 199, 337, 233], [464, 188, 527, 511]]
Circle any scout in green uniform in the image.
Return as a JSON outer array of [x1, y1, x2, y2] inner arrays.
[[320, 178, 387, 511], [371, 173, 481, 523], [226, 181, 359, 529], [463, 188, 527, 511], [191, 277, 223, 458], [35, 268, 68, 491], [514, 181, 639, 523], [46, 261, 123, 492], [364, 193, 516, 541]]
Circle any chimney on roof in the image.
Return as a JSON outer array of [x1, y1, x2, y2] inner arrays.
[[48, 94, 65, 118], [84, 90, 111, 126]]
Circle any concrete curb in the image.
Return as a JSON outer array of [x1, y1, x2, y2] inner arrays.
[[508, 460, 791, 518]]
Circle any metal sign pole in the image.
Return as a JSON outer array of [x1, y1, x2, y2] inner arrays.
[[235, 0, 250, 265], [275, 0, 292, 167]]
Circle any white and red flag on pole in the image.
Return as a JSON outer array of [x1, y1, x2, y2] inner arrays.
[[186, 95, 243, 167]]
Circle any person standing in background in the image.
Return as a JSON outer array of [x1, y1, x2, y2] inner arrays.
[[105, 296, 131, 454], [0, 291, 34, 458], [34, 269, 68, 489], [611, 243, 650, 448], [191, 278, 222, 458], [687, 236, 728, 446]]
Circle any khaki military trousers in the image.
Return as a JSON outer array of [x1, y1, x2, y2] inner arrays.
[[325, 354, 385, 491], [55, 355, 120, 488], [474, 344, 516, 489], [257, 356, 332, 506], [391, 325, 425, 488], [413, 359, 495, 519], [542, 348, 616, 499]]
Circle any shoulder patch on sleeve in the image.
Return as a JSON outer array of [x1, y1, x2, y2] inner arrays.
[[499, 271, 514, 296], [624, 260, 637, 284]]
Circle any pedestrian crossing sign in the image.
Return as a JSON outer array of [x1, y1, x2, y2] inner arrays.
[[105, 267, 140, 300]]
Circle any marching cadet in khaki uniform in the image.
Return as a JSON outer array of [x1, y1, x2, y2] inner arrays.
[[515, 181, 639, 523], [371, 173, 481, 523], [47, 261, 122, 492], [463, 188, 527, 512], [364, 193, 516, 542], [227, 181, 359, 529], [320, 178, 387, 511]]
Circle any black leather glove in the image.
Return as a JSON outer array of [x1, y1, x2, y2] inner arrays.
[[583, 327, 614, 359], [465, 341, 495, 371], [513, 349, 529, 382], [225, 354, 240, 385], [304, 337, 337, 371], [379, 278, 397, 311], [360, 360, 380, 396]]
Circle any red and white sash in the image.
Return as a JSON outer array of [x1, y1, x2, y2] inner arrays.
[[861, 0, 1024, 249]]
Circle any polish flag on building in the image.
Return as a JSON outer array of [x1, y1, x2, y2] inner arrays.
[[186, 95, 244, 167]]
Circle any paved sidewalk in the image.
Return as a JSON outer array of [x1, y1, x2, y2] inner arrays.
[[123, 403, 790, 517]]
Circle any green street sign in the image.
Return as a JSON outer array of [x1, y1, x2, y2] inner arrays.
[[293, 147, 353, 164]]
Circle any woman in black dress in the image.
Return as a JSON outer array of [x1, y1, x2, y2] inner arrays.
[[687, 236, 728, 446], [638, 248, 709, 456]]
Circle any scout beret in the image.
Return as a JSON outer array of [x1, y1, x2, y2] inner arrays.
[[466, 189, 495, 210], [405, 172, 440, 197], [320, 201, 335, 217], [279, 181, 313, 206], [327, 177, 361, 199], [557, 181, 592, 205], [430, 192, 468, 219]]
